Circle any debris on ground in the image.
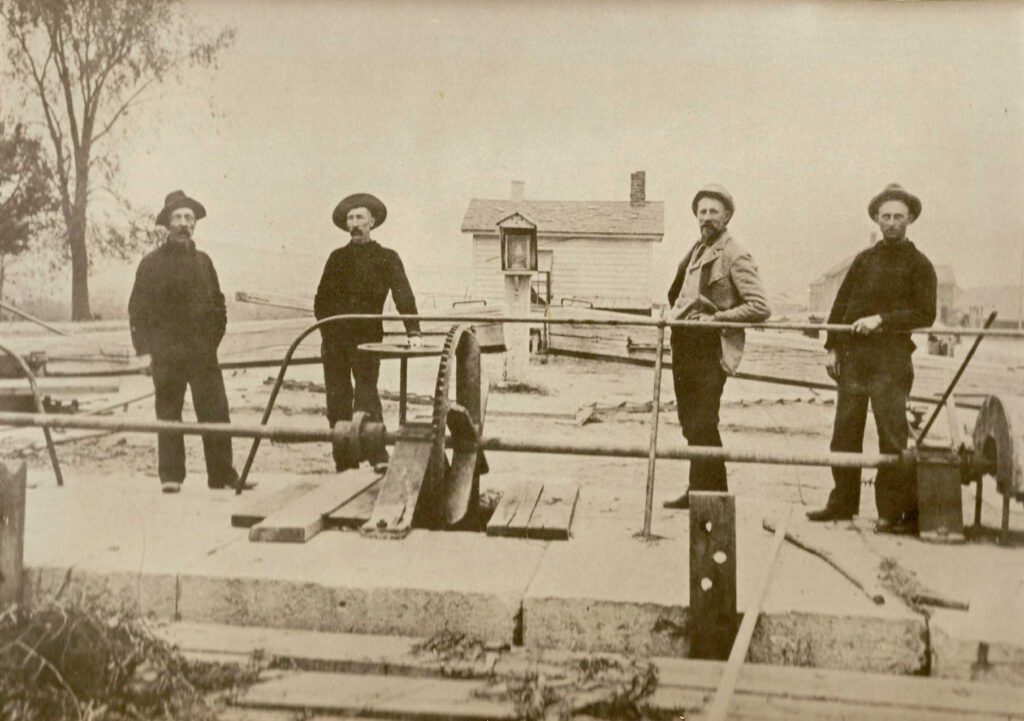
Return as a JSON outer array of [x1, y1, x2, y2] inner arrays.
[[476, 654, 659, 721], [0, 589, 259, 721]]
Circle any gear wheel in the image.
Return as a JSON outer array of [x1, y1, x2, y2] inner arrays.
[[423, 324, 486, 528]]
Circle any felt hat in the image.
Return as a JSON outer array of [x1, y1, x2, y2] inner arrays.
[[332, 193, 387, 231], [155, 190, 206, 228], [868, 183, 922, 221], [691, 184, 735, 217]]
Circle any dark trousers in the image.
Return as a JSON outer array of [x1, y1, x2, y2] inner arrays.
[[671, 331, 728, 492], [322, 343, 388, 468], [152, 355, 235, 486], [828, 348, 915, 520]]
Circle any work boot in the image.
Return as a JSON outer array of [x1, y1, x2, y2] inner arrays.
[[161, 481, 181, 494], [208, 468, 257, 490], [874, 515, 918, 535], [662, 493, 690, 510], [806, 504, 855, 522]]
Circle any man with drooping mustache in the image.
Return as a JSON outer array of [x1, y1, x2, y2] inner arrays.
[[663, 184, 771, 510], [314, 193, 421, 474], [128, 190, 242, 494], [808, 184, 936, 534]]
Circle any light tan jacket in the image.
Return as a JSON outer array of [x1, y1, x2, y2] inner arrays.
[[666, 230, 771, 374]]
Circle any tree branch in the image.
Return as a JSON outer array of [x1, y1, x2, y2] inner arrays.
[[92, 76, 158, 144]]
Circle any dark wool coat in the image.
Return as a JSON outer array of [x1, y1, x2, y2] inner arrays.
[[314, 240, 421, 347], [128, 240, 227, 362]]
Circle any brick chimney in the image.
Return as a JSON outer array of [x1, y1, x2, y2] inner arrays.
[[630, 171, 646, 206], [511, 180, 525, 202]]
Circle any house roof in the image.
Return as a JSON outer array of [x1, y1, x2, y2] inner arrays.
[[460, 199, 664, 239]]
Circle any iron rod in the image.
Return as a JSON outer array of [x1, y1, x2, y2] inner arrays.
[[0, 409, 899, 468], [0, 410, 380, 444], [0, 300, 66, 335], [916, 311, 997, 446], [642, 323, 665, 539], [294, 313, 1024, 338], [470, 433, 903, 468], [0, 409, 997, 473]]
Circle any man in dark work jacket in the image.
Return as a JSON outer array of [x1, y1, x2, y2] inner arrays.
[[808, 184, 936, 534], [128, 191, 241, 494], [314, 193, 421, 472]]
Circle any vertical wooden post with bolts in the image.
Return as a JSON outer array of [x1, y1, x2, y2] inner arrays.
[[0, 461, 27, 607], [689, 491, 737, 660]]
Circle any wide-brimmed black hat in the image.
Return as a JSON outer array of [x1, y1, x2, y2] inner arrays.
[[868, 183, 921, 221], [332, 193, 387, 231], [691, 183, 735, 217], [155, 190, 206, 228]]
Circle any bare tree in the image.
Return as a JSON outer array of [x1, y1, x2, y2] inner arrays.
[[2, 0, 234, 320], [0, 118, 53, 306]]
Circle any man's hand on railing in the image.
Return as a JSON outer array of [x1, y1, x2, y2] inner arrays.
[[852, 315, 883, 334], [407, 335, 423, 348]]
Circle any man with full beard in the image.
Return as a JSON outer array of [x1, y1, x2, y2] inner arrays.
[[663, 184, 771, 510], [128, 190, 241, 494], [315, 193, 421, 474]]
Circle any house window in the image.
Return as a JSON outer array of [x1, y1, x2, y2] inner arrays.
[[531, 250, 553, 306]]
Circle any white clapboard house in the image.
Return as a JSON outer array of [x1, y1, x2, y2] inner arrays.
[[459, 173, 664, 313]]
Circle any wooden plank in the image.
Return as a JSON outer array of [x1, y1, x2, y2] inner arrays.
[[325, 478, 382, 529], [361, 425, 434, 537], [153, 622, 1024, 719], [705, 509, 789, 721], [231, 480, 322, 528], [485, 479, 543, 537], [0, 461, 27, 606], [525, 482, 580, 540], [235, 671, 515, 721], [652, 656, 1024, 719], [689, 492, 738, 661], [249, 471, 382, 543]]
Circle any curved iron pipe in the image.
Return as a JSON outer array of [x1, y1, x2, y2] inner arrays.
[[237, 315, 376, 492], [0, 341, 64, 486]]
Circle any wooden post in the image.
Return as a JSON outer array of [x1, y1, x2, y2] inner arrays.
[[0, 461, 27, 607], [689, 492, 737, 660], [503, 273, 532, 382]]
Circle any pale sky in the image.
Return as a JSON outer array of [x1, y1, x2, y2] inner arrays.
[[16, 0, 1024, 309]]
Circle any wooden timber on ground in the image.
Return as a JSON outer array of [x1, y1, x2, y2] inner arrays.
[[231, 480, 323, 528], [485, 479, 579, 540], [158, 622, 1024, 721], [247, 469, 383, 542]]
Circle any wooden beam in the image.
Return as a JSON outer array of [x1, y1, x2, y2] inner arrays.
[[705, 508, 791, 721], [0, 461, 27, 607], [689, 492, 738, 660]]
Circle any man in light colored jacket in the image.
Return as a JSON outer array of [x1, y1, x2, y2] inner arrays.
[[663, 184, 771, 509]]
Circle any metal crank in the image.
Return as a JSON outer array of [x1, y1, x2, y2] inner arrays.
[[361, 325, 488, 538]]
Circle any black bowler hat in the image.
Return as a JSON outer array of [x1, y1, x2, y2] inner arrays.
[[332, 193, 387, 231], [868, 183, 922, 221], [156, 190, 206, 228]]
